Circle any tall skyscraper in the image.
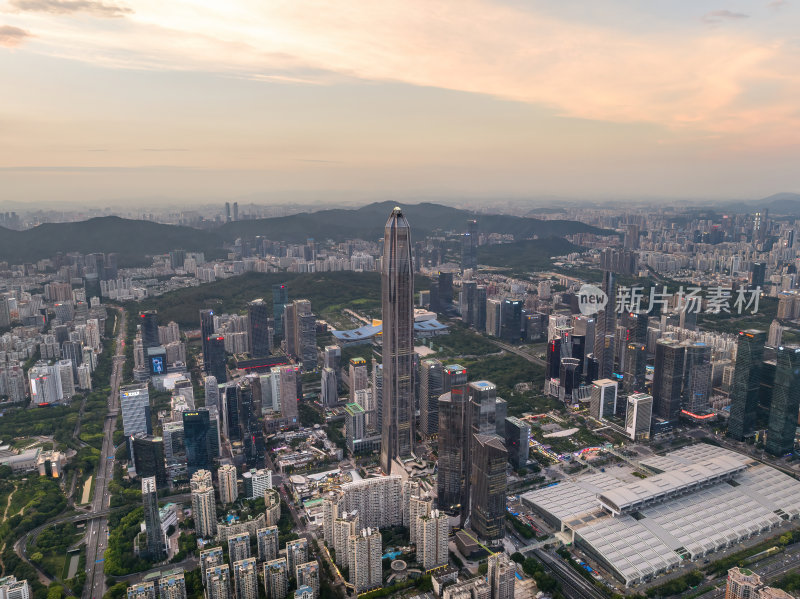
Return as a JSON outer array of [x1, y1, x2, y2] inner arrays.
[[139, 310, 160, 348], [437, 387, 469, 515], [504, 416, 530, 470], [766, 346, 800, 456], [653, 339, 685, 422], [461, 219, 479, 271], [200, 309, 215, 373], [419, 359, 443, 436], [500, 299, 523, 343], [470, 434, 507, 541], [200, 546, 224, 578], [142, 476, 165, 560], [204, 375, 219, 410], [272, 284, 288, 338], [320, 367, 338, 408], [623, 342, 647, 395], [349, 357, 369, 401], [132, 435, 167, 487], [248, 299, 272, 357], [683, 342, 712, 415], [207, 335, 227, 384], [380, 207, 415, 475], [729, 330, 767, 441], [594, 269, 617, 379], [183, 409, 214, 474]]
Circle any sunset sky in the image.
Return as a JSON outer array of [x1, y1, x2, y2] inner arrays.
[[1, 0, 799, 205]]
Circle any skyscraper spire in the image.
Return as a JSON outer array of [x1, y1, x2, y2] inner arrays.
[[380, 206, 415, 474]]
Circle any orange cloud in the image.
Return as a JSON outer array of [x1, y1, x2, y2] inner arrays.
[[0, 23, 30, 46]]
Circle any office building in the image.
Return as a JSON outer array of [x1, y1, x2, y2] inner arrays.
[[320, 367, 338, 408], [205, 565, 231, 599], [766, 346, 800, 456], [272, 284, 288, 338], [228, 532, 251, 565], [653, 339, 685, 423], [286, 538, 309, 576], [256, 526, 279, 562], [190, 471, 217, 538], [295, 561, 320, 599], [285, 299, 317, 371], [344, 402, 367, 453], [769, 320, 785, 347], [623, 342, 647, 395], [504, 416, 530, 469], [461, 219, 478, 271], [500, 299, 523, 343], [120, 383, 151, 437], [683, 342, 712, 415], [264, 558, 289, 599], [470, 434, 507, 541], [140, 311, 160, 348], [126, 581, 156, 599], [589, 379, 618, 420], [204, 375, 219, 411], [242, 468, 272, 499], [418, 509, 449, 571], [594, 269, 617, 379], [488, 553, 516, 599], [132, 435, 166, 487], [200, 309, 215, 373], [218, 464, 238, 505], [247, 298, 272, 358], [347, 527, 383, 594], [205, 335, 227, 384], [437, 387, 470, 515], [183, 409, 214, 474], [729, 330, 767, 441], [349, 357, 369, 401], [380, 207, 416, 475], [28, 362, 63, 405], [157, 573, 186, 599], [438, 271, 454, 309], [626, 393, 653, 440], [142, 476, 165, 560], [419, 359, 443, 436]]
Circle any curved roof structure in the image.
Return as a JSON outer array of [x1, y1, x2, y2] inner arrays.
[[331, 319, 447, 342]]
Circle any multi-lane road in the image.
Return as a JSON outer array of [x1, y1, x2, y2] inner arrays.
[[83, 307, 127, 599]]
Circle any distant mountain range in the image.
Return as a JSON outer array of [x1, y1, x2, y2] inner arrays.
[[0, 201, 611, 266]]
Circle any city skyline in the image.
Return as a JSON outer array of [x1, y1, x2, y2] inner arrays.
[[2, 1, 800, 203]]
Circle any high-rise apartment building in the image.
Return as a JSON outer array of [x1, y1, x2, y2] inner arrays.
[[157, 573, 187, 599], [200, 546, 224, 578], [218, 464, 238, 504], [380, 207, 415, 475], [347, 528, 383, 595], [729, 330, 767, 441], [228, 532, 251, 566], [264, 558, 289, 599], [286, 537, 309, 576], [190, 470, 217, 538], [126, 581, 156, 599], [256, 526, 279, 562], [488, 552, 516, 599], [295, 561, 320, 599], [205, 565, 231, 599], [418, 509, 449, 571], [232, 557, 258, 599]]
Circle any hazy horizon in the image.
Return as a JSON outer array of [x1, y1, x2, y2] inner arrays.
[[2, 1, 800, 204]]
